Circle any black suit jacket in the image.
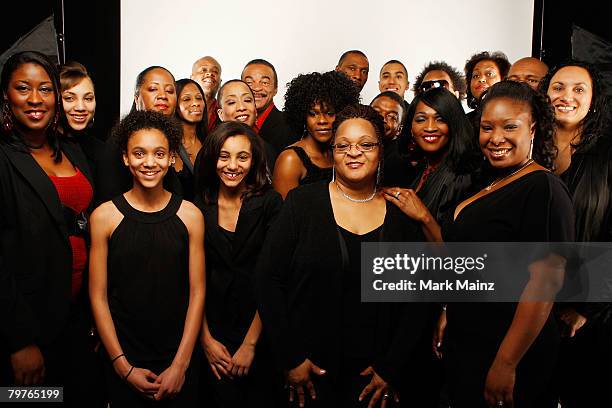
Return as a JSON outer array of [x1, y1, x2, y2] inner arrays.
[[256, 181, 430, 385], [259, 106, 297, 154], [0, 139, 94, 353], [195, 189, 282, 350]]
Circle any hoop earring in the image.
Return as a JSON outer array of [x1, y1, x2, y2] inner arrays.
[[331, 165, 336, 183], [2, 102, 14, 133], [376, 162, 381, 186], [528, 138, 534, 160]]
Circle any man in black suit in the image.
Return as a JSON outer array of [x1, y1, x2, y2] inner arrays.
[[241, 59, 296, 153]]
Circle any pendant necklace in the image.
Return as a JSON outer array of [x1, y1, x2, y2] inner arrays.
[[335, 181, 376, 203], [485, 159, 534, 191]]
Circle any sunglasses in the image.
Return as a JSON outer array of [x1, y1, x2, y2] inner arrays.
[[420, 79, 450, 92]]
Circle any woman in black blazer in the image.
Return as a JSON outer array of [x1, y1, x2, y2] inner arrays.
[[257, 105, 432, 407], [195, 121, 282, 407], [0, 51, 101, 405]]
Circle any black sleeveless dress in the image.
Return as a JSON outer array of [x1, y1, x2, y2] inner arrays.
[[108, 193, 190, 364], [285, 146, 333, 185]]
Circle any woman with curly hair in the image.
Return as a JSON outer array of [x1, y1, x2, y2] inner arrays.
[[540, 61, 612, 408], [439, 81, 574, 408], [464, 51, 511, 120], [273, 71, 360, 198], [89, 110, 205, 407]]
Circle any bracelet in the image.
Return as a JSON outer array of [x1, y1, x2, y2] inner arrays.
[[111, 353, 125, 364], [442, 304, 447, 311], [123, 366, 134, 381]]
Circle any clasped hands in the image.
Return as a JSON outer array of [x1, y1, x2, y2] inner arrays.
[[113, 356, 186, 401], [202, 334, 255, 380]]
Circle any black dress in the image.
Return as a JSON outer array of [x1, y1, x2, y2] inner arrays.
[[194, 189, 283, 407], [284, 146, 332, 186], [443, 171, 575, 408], [257, 181, 434, 407], [104, 193, 198, 407], [556, 138, 612, 407]]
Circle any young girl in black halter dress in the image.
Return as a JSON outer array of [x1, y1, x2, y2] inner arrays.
[[89, 110, 205, 407]]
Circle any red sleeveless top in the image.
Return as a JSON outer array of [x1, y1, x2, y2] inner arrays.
[[49, 168, 93, 302]]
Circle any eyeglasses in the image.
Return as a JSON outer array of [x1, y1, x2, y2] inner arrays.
[[331, 142, 380, 153], [420, 79, 450, 93]]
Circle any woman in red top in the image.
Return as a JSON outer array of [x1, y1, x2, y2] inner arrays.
[[0, 51, 102, 406]]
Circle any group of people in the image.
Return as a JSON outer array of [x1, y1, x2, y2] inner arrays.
[[0, 47, 610, 408]]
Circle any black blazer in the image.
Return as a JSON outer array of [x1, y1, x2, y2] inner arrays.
[[259, 106, 297, 154], [195, 189, 282, 350], [0, 139, 94, 353], [256, 181, 430, 385]]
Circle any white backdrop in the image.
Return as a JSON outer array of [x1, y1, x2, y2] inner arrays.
[[120, 0, 534, 115]]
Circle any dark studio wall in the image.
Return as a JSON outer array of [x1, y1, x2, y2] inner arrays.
[[1, 0, 120, 139], [534, 0, 610, 68]]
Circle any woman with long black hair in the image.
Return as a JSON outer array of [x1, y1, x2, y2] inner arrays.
[[541, 60, 612, 408], [195, 121, 282, 407], [0, 51, 101, 405]]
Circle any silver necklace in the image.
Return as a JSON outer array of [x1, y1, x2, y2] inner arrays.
[[335, 182, 376, 203], [485, 159, 534, 191]]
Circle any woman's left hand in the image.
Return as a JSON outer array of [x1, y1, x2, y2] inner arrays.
[[383, 188, 431, 223], [229, 343, 256, 377], [484, 358, 515, 408], [358, 366, 398, 408], [154, 363, 186, 401]]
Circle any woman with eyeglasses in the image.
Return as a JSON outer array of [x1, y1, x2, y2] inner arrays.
[[273, 71, 359, 199], [258, 104, 432, 407]]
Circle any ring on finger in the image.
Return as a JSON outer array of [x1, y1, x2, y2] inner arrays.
[[395, 191, 401, 199], [383, 392, 390, 399], [497, 401, 505, 407]]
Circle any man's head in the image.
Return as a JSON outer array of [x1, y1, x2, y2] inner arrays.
[[241, 59, 278, 114], [191, 56, 222, 100], [370, 91, 405, 141], [507, 57, 549, 90], [378, 60, 409, 99], [413, 61, 466, 100], [336, 50, 369, 92]]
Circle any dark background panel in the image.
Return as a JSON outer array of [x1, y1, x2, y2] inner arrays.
[[535, 0, 610, 68], [1, 0, 120, 139]]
